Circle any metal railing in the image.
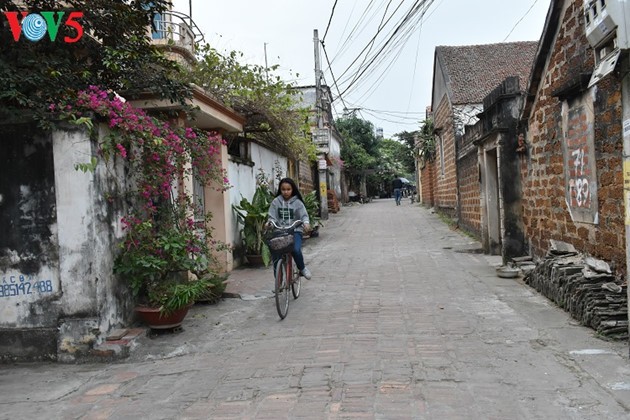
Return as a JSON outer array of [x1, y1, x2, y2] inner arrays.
[[152, 10, 204, 55]]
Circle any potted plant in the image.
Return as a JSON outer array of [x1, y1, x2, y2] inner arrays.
[[115, 217, 224, 328], [114, 214, 218, 329], [233, 183, 274, 266]]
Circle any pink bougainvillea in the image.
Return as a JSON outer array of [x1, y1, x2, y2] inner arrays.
[[51, 86, 231, 289], [53, 85, 229, 208]]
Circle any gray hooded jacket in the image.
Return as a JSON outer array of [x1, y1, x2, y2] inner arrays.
[[268, 195, 310, 233]]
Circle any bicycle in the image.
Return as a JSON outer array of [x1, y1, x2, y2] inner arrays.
[[265, 220, 303, 319]]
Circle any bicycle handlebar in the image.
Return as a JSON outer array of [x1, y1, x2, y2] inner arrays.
[[268, 219, 303, 230]]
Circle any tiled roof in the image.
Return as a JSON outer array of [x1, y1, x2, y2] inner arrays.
[[436, 41, 538, 105]]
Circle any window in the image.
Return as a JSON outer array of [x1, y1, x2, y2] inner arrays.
[[227, 136, 252, 164], [152, 12, 165, 39], [438, 133, 445, 177], [192, 171, 205, 223]]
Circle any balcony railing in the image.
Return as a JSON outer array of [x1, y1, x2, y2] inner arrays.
[[152, 10, 204, 56]]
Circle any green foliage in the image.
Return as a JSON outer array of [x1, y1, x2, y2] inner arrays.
[[392, 131, 417, 174], [146, 275, 211, 315], [341, 138, 377, 171], [417, 119, 436, 162], [74, 156, 98, 173], [302, 191, 322, 229], [337, 116, 380, 156], [336, 116, 380, 172], [378, 139, 409, 176], [233, 184, 274, 266], [336, 116, 382, 195], [0, 0, 190, 124], [113, 219, 215, 314], [190, 44, 316, 161]]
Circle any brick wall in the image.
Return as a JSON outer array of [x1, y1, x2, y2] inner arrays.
[[458, 151, 481, 236], [522, 1, 625, 274], [434, 96, 458, 215], [420, 160, 436, 207], [298, 160, 315, 194]]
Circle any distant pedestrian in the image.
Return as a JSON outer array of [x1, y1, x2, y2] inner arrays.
[[392, 175, 403, 206]]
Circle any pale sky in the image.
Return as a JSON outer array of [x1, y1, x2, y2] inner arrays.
[[174, 0, 550, 138]]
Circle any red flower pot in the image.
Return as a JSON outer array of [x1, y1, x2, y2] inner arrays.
[[134, 305, 192, 329]]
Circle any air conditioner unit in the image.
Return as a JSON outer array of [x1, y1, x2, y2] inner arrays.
[[584, 0, 630, 49]]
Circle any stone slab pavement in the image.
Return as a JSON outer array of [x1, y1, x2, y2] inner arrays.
[[2, 198, 630, 419], [222, 264, 275, 301]]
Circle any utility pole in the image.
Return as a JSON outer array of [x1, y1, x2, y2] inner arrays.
[[314, 29, 329, 220], [264, 42, 269, 82]]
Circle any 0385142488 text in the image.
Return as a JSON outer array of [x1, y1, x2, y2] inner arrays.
[[1, 274, 54, 298]]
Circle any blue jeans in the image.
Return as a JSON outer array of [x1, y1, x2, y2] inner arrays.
[[272, 232, 305, 271], [394, 188, 402, 205]]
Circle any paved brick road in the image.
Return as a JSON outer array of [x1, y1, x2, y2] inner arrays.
[[2, 199, 630, 419]]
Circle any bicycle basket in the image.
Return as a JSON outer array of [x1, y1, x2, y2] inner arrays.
[[266, 231, 294, 254]]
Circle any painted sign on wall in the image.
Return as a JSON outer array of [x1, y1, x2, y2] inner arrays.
[[1, 273, 54, 298], [562, 97, 598, 224]]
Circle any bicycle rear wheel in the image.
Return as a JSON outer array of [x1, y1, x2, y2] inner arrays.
[[290, 256, 301, 299], [275, 259, 289, 319]]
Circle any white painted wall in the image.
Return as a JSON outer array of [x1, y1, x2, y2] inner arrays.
[[227, 142, 288, 254]]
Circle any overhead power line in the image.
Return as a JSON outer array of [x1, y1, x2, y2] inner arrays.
[[503, 0, 540, 41], [335, 0, 435, 100], [320, 41, 349, 112], [342, 0, 441, 106], [343, 0, 396, 89], [328, 0, 379, 68], [334, 0, 408, 83], [322, 0, 339, 43]]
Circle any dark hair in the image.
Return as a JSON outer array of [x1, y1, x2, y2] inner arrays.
[[276, 177, 304, 202]]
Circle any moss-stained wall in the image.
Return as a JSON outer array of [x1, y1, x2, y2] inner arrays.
[[0, 125, 60, 360], [0, 124, 130, 362]]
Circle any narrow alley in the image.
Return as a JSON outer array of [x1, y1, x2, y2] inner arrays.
[[2, 199, 630, 419]]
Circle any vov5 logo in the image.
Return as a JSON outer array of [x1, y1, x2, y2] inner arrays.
[[3, 11, 84, 43]]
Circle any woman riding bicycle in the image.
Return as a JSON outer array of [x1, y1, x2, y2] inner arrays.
[[267, 178, 312, 280]]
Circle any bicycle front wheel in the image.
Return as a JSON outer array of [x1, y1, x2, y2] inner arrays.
[[275, 259, 290, 319]]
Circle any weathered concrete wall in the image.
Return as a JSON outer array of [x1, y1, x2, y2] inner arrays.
[[0, 124, 129, 362], [0, 125, 59, 360], [522, 1, 625, 274], [54, 126, 130, 362]]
